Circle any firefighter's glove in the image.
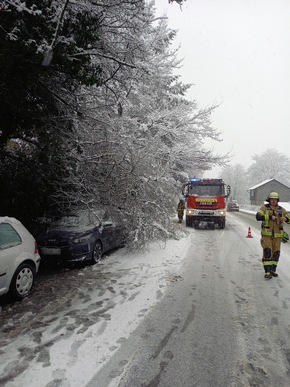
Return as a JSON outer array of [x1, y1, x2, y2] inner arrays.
[[272, 215, 286, 222], [282, 231, 289, 243]]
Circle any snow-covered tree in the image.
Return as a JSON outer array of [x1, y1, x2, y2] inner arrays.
[[58, 4, 227, 248], [0, 0, 109, 223], [0, 0, 227, 247], [247, 149, 290, 188], [219, 164, 249, 204]]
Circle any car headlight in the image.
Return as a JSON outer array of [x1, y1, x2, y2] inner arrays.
[[72, 234, 92, 244]]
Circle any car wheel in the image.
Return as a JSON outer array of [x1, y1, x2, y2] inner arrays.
[[91, 241, 102, 264], [10, 263, 35, 300]]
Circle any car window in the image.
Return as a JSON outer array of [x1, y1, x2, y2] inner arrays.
[[0, 223, 22, 249]]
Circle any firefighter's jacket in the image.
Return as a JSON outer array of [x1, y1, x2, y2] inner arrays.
[[256, 204, 290, 237], [177, 200, 185, 212]]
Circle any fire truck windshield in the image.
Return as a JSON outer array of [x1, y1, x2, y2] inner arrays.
[[188, 184, 224, 196]]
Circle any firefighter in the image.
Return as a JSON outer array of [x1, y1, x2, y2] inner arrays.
[[177, 199, 185, 223], [256, 192, 290, 279]]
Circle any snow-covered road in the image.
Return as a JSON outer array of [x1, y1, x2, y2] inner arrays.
[[1, 212, 290, 386]]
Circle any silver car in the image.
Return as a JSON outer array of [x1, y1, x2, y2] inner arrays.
[[0, 217, 41, 300]]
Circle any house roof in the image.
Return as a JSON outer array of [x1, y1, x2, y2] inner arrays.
[[248, 179, 274, 190], [249, 178, 290, 191]]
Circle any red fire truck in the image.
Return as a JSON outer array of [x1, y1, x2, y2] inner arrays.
[[182, 178, 230, 229]]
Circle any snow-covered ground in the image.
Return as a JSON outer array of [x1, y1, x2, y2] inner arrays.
[[0, 226, 191, 386], [1, 207, 290, 386]]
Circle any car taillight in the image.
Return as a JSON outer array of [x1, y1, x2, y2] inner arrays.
[[34, 241, 39, 254]]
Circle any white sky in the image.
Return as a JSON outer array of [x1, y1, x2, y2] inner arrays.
[[154, 0, 290, 176]]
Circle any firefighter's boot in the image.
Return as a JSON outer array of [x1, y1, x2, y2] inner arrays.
[[264, 272, 272, 279], [271, 267, 278, 277]]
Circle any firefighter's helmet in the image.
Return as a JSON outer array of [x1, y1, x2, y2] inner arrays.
[[267, 192, 279, 201]]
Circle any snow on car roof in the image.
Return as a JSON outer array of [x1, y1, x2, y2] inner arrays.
[[0, 216, 21, 225]]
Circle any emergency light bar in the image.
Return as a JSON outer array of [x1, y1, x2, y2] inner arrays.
[[189, 178, 223, 184]]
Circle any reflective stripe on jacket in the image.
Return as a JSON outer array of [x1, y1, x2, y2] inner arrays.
[[256, 204, 290, 237]]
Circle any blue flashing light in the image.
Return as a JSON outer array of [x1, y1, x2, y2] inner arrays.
[[189, 178, 200, 182], [188, 178, 224, 185]]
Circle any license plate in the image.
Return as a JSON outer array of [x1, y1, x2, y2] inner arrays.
[[41, 247, 61, 255]]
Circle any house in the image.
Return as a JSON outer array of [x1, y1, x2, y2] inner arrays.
[[248, 179, 290, 205]]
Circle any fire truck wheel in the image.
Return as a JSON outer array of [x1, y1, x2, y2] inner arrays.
[[186, 218, 192, 227]]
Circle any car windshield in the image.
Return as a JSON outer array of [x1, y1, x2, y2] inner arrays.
[[35, 210, 112, 234], [188, 185, 224, 196], [52, 211, 101, 228]]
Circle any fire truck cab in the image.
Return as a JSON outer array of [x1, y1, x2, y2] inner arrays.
[[182, 178, 230, 229]]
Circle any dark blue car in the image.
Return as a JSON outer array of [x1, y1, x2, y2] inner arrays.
[[36, 212, 124, 266]]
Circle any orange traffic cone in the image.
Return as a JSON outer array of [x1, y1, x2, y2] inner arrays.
[[246, 227, 253, 238]]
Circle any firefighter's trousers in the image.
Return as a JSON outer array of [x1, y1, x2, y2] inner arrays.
[[260, 235, 282, 273], [178, 211, 184, 221]]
